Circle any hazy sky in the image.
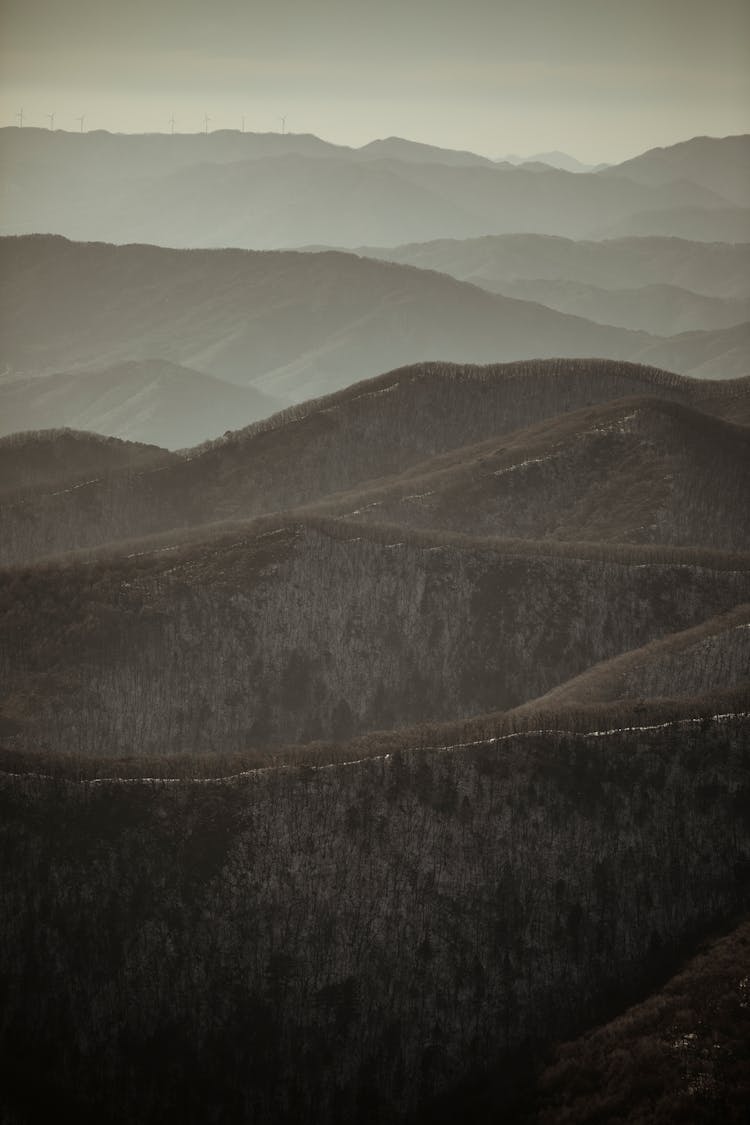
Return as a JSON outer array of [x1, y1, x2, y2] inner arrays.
[[1, 0, 748, 162]]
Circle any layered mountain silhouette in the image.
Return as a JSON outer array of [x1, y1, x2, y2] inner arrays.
[[1, 129, 743, 248], [2, 127, 749, 1125], [356, 233, 750, 334], [3, 359, 748, 567], [600, 133, 750, 209], [357, 232, 750, 297], [0, 360, 282, 449], [514, 603, 750, 715], [2, 236, 749, 451]]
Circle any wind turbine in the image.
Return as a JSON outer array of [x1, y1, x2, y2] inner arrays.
[[47, 113, 55, 130], [203, 113, 211, 135], [169, 114, 176, 135], [16, 108, 23, 127], [76, 115, 85, 133], [279, 115, 287, 135], [241, 115, 246, 133]]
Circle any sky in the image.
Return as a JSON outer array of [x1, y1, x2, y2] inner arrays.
[[1, 0, 748, 163]]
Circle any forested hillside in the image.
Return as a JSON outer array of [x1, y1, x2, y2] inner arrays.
[[315, 397, 750, 551], [0, 428, 171, 499], [525, 916, 750, 1124], [3, 359, 747, 567], [1, 713, 747, 1124], [514, 604, 750, 713], [2, 119, 749, 1125], [1, 517, 748, 757], [1, 236, 747, 434]]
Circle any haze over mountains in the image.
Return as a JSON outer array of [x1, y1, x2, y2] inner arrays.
[[1, 129, 747, 248], [358, 234, 750, 333], [2, 122, 749, 1125], [2, 233, 749, 447]]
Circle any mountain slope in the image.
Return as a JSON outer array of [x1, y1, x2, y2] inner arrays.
[[593, 205, 750, 243], [636, 320, 750, 379], [602, 133, 750, 208], [2, 236, 747, 420], [1, 516, 748, 758], [478, 280, 749, 335], [528, 917, 750, 1125], [356, 234, 750, 302], [2, 360, 746, 568], [0, 128, 729, 249], [514, 603, 750, 714], [0, 360, 282, 448], [0, 428, 171, 499], [312, 397, 750, 551], [1, 712, 746, 1125], [0, 235, 650, 394]]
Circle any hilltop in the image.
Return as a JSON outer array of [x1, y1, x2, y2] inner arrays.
[[1, 513, 748, 758], [2, 359, 747, 567], [1, 236, 749, 450], [513, 604, 750, 715], [313, 396, 750, 551], [0, 427, 171, 499]]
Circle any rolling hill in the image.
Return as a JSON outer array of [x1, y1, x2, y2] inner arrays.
[[2, 359, 747, 568], [312, 397, 750, 552], [0, 427, 170, 498], [2, 236, 748, 448], [513, 603, 750, 715], [1, 514, 748, 758], [2, 128, 749, 1125], [526, 917, 750, 1125]]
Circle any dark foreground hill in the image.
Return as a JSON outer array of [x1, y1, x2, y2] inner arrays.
[[314, 396, 750, 551], [513, 604, 750, 715], [0, 428, 171, 499], [2, 359, 748, 568], [1, 516, 748, 758], [525, 916, 750, 1124], [1, 710, 747, 1124]]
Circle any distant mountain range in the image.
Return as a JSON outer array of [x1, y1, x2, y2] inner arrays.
[[497, 150, 607, 173], [1, 129, 746, 248], [2, 235, 748, 447], [355, 233, 750, 334]]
